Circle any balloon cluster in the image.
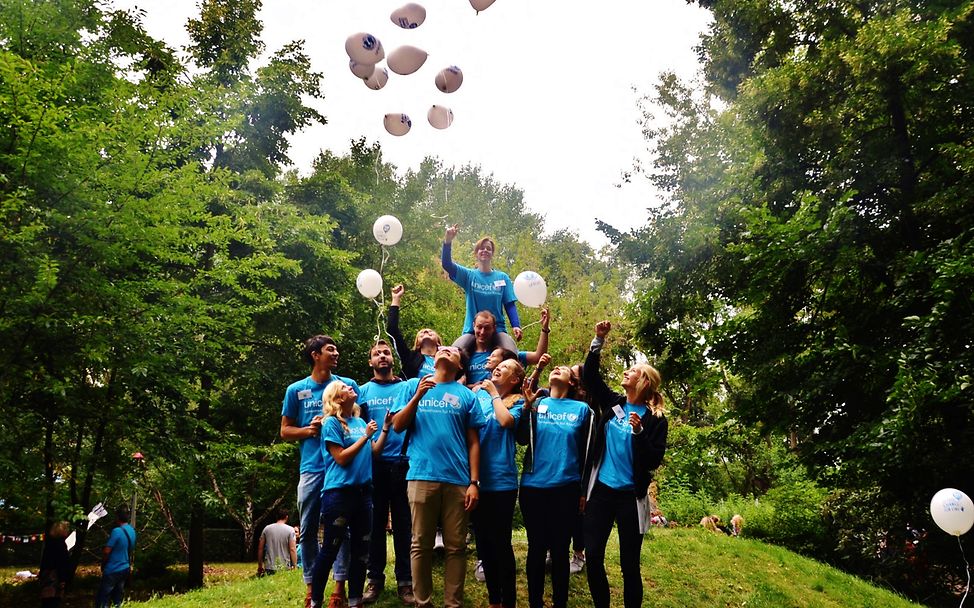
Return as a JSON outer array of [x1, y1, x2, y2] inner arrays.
[[356, 215, 404, 299], [345, 1, 498, 136]]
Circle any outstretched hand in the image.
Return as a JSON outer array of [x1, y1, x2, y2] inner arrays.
[[541, 307, 550, 332], [444, 223, 459, 243], [595, 320, 611, 339], [391, 284, 404, 305], [521, 377, 538, 409], [537, 353, 551, 370]]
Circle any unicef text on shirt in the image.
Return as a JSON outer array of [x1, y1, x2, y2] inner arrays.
[[420, 398, 462, 410], [303, 399, 323, 411], [539, 411, 579, 423], [471, 282, 501, 294]]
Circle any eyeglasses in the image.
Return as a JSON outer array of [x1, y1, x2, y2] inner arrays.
[[437, 346, 460, 354]]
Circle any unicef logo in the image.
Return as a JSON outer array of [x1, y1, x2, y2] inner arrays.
[[400, 114, 412, 127], [567, 413, 578, 422], [362, 35, 378, 50], [953, 491, 963, 500]]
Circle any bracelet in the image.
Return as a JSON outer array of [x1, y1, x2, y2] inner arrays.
[[541, 328, 550, 333], [492, 396, 502, 402]]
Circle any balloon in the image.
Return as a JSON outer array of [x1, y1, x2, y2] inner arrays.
[[513, 271, 547, 308], [435, 66, 463, 93], [427, 105, 454, 129], [391, 3, 426, 29], [469, 0, 497, 10], [356, 269, 383, 299], [373, 215, 403, 246], [365, 67, 389, 90], [387, 45, 428, 75], [383, 113, 412, 136], [345, 32, 384, 65], [349, 59, 374, 80], [930, 488, 974, 536]]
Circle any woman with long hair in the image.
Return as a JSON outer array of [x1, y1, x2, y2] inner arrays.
[[581, 321, 668, 608], [309, 382, 381, 608], [441, 224, 521, 352], [471, 359, 526, 608], [387, 284, 443, 378], [516, 365, 593, 608]]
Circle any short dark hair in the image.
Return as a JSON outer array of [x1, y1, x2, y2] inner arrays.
[[303, 335, 337, 366], [275, 507, 290, 522], [495, 348, 518, 363], [116, 507, 131, 523], [370, 340, 391, 358]]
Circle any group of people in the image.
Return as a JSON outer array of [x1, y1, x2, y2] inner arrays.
[[279, 227, 669, 608]]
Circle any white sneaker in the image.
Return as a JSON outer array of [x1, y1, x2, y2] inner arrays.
[[434, 531, 445, 551], [569, 553, 585, 574], [474, 560, 485, 582]]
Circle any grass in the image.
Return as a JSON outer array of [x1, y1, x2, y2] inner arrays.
[[2, 528, 923, 607]]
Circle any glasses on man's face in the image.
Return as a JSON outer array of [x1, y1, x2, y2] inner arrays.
[[437, 346, 460, 354]]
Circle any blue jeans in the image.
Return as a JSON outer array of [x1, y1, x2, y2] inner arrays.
[[310, 485, 373, 606], [367, 460, 412, 586], [95, 569, 128, 608], [298, 471, 325, 584]]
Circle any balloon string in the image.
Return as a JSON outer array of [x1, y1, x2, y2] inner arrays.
[[520, 320, 541, 331], [960, 536, 970, 608]]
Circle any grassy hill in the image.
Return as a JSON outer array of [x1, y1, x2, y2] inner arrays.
[[2, 528, 922, 607]]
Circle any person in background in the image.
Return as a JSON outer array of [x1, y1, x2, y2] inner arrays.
[[280, 335, 360, 608], [387, 284, 443, 379], [95, 507, 135, 608], [441, 224, 521, 352], [309, 381, 381, 608], [581, 320, 668, 608], [39, 521, 70, 608], [257, 508, 297, 576], [730, 514, 744, 537]]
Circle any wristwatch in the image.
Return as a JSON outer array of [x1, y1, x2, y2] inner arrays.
[[469, 480, 481, 489]]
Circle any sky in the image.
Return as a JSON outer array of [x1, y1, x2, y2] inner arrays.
[[113, 0, 711, 246]]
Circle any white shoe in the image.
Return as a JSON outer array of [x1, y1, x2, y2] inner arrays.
[[569, 553, 585, 574], [474, 560, 485, 582], [434, 531, 445, 551]]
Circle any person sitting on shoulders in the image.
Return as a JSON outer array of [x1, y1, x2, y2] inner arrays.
[[466, 308, 549, 389]]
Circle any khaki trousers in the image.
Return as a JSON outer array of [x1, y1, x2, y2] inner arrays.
[[407, 480, 469, 608]]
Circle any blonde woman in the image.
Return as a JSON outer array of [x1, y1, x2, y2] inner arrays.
[[309, 381, 381, 608], [581, 321, 668, 608]]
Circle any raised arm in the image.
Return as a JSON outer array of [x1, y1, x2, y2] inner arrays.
[[388, 285, 423, 378], [441, 224, 459, 279], [392, 376, 435, 432], [522, 308, 550, 365], [582, 321, 621, 413], [480, 380, 515, 428]]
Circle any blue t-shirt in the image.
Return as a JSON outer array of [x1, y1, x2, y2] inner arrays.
[[393, 381, 486, 486], [359, 378, 418, 462], [104, 524, 136, 575], [281, 375, 360, 473], [321, 416, 373, 490], [418, 355, 436, 377], [597, 403, 649, 491], [451, 265, 516, 334], [467, 351, 528, 385], [521, 397, 590, 489], [476, 391, 523, 492]]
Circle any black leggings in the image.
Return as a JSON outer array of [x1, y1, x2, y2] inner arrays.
[[471, 489, 518, 607], [584, 481, 644, 608], [519, 484, 579, 608]]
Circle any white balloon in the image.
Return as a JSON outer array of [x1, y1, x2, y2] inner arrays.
[[373, 215, 404, 246], [427, 105, 454, 129], [365, 67, 389, 90], [387, 45, 428, 75], [434, 66, 463, 93], [391, 3, 426, 29], [356, 269, 383, 299], [513, 271, 548, 308], [345, 32, 384, 65], [349, 59, 374, 80], [930, 488, 974, 536], [383, 113, 412, 136], [469, 0, 497, 11]]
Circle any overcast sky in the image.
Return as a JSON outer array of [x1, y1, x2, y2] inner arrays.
[[114, 0, 710, 245]]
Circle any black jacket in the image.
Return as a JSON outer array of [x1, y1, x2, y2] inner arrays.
[[387, 305, 426, 379], [581, 339, 668, 500]]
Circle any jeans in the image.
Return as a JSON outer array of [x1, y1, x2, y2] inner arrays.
[[95, 569, 128, 608], [367, 460, 412, 586], [310, 485, 373, 606], [407, 480, 469, 608], [584, 481, 644, 608], [519, 484, 579, 608], [471, 489, 517, 607], [298, 470, 325, 584]]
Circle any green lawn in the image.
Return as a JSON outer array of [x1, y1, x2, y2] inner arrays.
[[1, 528, 922, 607]]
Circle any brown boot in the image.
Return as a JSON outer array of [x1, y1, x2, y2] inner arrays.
[[397, 584, 416, 605]]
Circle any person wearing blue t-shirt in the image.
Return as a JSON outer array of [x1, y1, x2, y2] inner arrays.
[[309, 381, 381, 608], [392, 346, 486, 608], [359, 340, 417, 605], [470, 359, 526, 608], [465, 308, 550, 388], [280, 335, 360, 606], [516, 366, 593, 608], [581, 321, 668, 608], [441, 224, 521, 352], [95, 508, 135, 608], [387, 284, 442, 379]]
